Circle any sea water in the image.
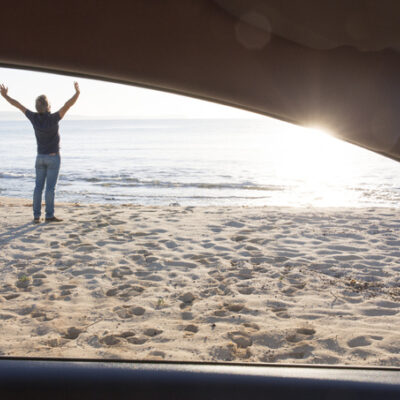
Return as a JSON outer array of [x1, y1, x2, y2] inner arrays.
[[1, 118, 400, 207]]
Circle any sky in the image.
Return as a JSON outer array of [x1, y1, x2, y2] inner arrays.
[[0, 67, 262, 119]]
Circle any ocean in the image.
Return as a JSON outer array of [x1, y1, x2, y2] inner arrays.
[[1, 118, 400, 208]]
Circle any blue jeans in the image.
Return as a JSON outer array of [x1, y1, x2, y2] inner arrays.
[[33, 154, 61, 219]]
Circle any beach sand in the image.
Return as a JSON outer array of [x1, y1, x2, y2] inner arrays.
[[1, 196, 400, 366]]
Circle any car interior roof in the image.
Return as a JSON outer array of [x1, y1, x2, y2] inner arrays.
[[2, 1, 400, 161]]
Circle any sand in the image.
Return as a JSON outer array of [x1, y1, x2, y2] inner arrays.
[[1, 196, 400, 366]]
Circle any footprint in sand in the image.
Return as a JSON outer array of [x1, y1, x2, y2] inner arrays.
[[111, 266, 134, 278], [245, 245, 259, 251], [148, 351, 166, 359], [74, 244, 98, 252], [280, 281, 305, 297], [131, 306, 146, 316], [225, 221, 245, 228], [360, 308, 398, 316], [114, 305, 146, 319], [210, 344, 237, 361], [106, 284, 144, 298], [27, 266, 42, 275], [16, 305, 36, 316], [180, 292, 195, 304], [70, 267, 103, 277], [3, 293, 20, 300], [31, 310, 54, 321], [35, 325, 51, 336], [213, 309, 227, 317], [253, 332, 284, 349], [127, 337, 148, 345], [267, 301, 291, 319], [32, 273, 47, 287], [237, 268, 253, 280], [208, 225, 223, 233], [317, 338, 346, 355], [63, 327, 83, 340], [231, 235, 247, 242], [166, 261, 197, 269], [0, 283, 17, 294], [181, 311, 194, 320], [242, 322, 260, 332], [47, 338, 69, 348], [0, 314, 14, 320], [228, 331, 253, 348], [184, 324, 199, 334], [276, 344, 315, 361], [236, 285, 254, 295], [100, 335, 121, 346], [349, 348, 375, 360], [296, 327, 316, 336], [347, 336, 371, 348], [86, 335, 101, 348], [144, 328, 163, 337], [164, 241, 178, 249], [50, 241, 60, 248], [286, 327, 316, 343], [131, 231, 149, 237], [59, 284, 77, 291], [226, 303, 245, 312]]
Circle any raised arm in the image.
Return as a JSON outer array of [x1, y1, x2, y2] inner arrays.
[[0, 84, 27, 114], [58, 82, 80, 119]]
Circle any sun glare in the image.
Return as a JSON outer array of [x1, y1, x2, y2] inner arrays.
[[258, 124, 367, 207], [279, 126, 348, 181]]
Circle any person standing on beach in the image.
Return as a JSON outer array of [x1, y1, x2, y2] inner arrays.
[[0, 82, 80, 223]]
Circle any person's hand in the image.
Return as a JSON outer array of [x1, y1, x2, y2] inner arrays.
[[0, 84, 8, 97], [74, 81, 80, 94]]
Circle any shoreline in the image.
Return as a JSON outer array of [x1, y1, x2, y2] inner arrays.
[[2, 195, 399, 210], [1, 196, 400, 366]]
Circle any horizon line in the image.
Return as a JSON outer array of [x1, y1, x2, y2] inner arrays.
[[0, 111, 263, 121]]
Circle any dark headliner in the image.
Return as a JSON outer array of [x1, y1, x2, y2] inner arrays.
[[1, 0, 400, 160]]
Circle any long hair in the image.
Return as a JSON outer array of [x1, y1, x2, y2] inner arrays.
[[35, 95, 50, 114]]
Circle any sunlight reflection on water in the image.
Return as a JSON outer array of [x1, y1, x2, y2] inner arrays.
[[1, 119, 400, 207]]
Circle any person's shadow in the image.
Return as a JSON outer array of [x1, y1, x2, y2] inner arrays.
[[0, 222, 42, 246]]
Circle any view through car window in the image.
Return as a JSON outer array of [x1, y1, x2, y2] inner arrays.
[[0, 68, 400, 366]]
